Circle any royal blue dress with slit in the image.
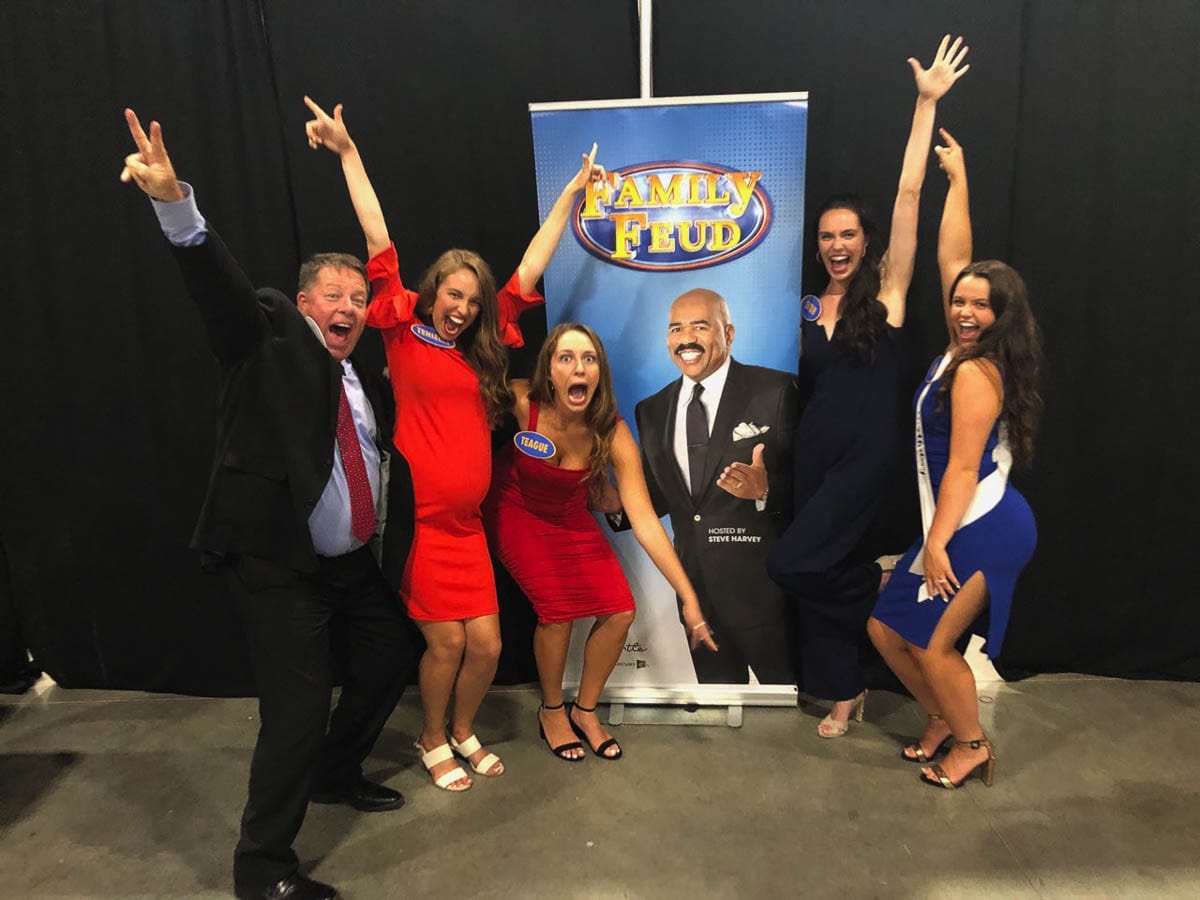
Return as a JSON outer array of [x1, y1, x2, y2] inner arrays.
[[871, 357, 1037, 657]]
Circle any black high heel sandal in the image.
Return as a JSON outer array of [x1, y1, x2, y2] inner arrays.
[[920, 736, 995, 789], [902, 713, 953, 763], [568, 701, 623, 760], [538, 702, 584, 762]]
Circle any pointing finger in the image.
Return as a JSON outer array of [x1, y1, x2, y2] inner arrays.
[[149, 120, 167, 159], [303, 95, 327, 119], [125, 108, 151, 155]]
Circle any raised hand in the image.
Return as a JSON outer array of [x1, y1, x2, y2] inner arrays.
[[304, 96, 354, 156], [564, 142, 606, 194], [934, 127, 967, 183], [119, 109, 184, 202], [717, 443, 768, 501], [519, 141, 606, 293], [909, 34, 970, 102]]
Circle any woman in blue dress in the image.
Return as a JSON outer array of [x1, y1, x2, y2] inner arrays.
[[755, 35, 970, 738], [868, 129, 1043, 789]]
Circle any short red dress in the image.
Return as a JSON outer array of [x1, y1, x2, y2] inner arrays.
[[483, 401, 636, 624], [366, 244, 542, 621]]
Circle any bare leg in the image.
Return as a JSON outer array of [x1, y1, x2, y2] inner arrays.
[[534, 620, 582, 760], [447, 614, 503, 775], [867, 616, 951, 758], [414, 619, 471, 789], [570, 610, 635, 757], [912, 572, 991, 783]]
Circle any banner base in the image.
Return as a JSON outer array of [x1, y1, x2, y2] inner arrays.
[[564, 682, 798, 709], [610, 702, 747, 728]]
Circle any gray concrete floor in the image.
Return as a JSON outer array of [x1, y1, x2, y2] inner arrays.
[[2, 674, 1199, 899]]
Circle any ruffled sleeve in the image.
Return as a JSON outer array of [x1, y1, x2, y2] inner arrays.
[[366, 243, 420, 330], [496, 270, 545, 349]]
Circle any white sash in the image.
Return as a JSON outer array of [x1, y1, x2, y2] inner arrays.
[[909, 354, 1012, 598]]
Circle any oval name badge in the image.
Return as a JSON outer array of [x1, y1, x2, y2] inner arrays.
[[801, 294, 822, 322], [411, 323, 455, 348], [514, 431, 557, 459]]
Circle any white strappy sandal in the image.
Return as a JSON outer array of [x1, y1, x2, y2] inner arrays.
[[414, 740, 471, 791], [448, 733, 504, 777]]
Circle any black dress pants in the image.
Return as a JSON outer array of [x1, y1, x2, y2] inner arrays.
[[225, 548, 413, 893], [769, 559, 880, 701]]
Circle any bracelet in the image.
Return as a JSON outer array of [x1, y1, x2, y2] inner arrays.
[[691, 620, 708, 632]]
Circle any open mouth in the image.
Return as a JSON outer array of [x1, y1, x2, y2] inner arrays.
[[827, 254, 851, 274], [328, 322, 352, 341], [566, 383, 590, 404], [441, 314, 466, 338], [675, 344, 704, 365], [958, 321, 980, 340]]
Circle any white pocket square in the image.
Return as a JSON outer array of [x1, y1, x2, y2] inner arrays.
[[732, 422, 770, 441]]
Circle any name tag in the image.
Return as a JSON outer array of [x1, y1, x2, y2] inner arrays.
[[514, 431, 556, 459], [411, 323, 455, 348], [801, 294, 822, 322]]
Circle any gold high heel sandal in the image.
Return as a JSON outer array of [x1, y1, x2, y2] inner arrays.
[[902, 713, 953, 763], [920, 736, 996, 789], [817, 691, 866, 739]]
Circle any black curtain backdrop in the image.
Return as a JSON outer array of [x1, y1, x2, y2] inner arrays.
[[1, 1, 1195, 694]]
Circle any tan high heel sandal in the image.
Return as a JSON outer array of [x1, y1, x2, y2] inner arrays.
[[920, 736, 996, 789], [902, 713, 953, 763], [817, 691, 866, 738]]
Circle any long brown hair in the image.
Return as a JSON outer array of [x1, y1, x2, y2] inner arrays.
[[811, 194, 888, 362], [939, 261, 1044, 467], [528, 323, 619, 503], [415, 249, 513, 426]]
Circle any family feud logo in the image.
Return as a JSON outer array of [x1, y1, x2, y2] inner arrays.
[[574, 162, 772, 271]]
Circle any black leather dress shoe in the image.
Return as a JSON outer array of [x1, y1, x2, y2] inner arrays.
[[236, 873, 340, 900], [310, 774, 405, 812]]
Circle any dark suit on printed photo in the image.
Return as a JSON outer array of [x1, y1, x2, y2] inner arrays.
[[635, 358, 799, 684], [168, 226, 415, 894]]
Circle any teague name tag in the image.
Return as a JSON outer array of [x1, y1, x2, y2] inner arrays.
[[800, 294, 822, 322], [514, 431, 556, 459], [411, 323, 455, 348]]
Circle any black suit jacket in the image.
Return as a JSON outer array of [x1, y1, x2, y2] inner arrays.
[[170, 228, 412, 575], [635, 358, 798, 631]]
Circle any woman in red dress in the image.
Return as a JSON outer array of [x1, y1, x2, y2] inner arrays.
[[306, 97, 602, 790], [484, 324, 718, 761]]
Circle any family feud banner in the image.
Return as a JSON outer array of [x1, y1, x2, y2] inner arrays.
[[529, 94, 807, 705]]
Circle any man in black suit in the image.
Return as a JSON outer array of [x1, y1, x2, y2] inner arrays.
[[635, 289, 798, 685], [122, 109, 413, 900]]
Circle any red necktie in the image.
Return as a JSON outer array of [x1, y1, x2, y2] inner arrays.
[[336, 382, 376, 545]]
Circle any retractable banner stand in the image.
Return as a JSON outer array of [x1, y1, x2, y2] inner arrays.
[[530, 94, 807, 706]]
